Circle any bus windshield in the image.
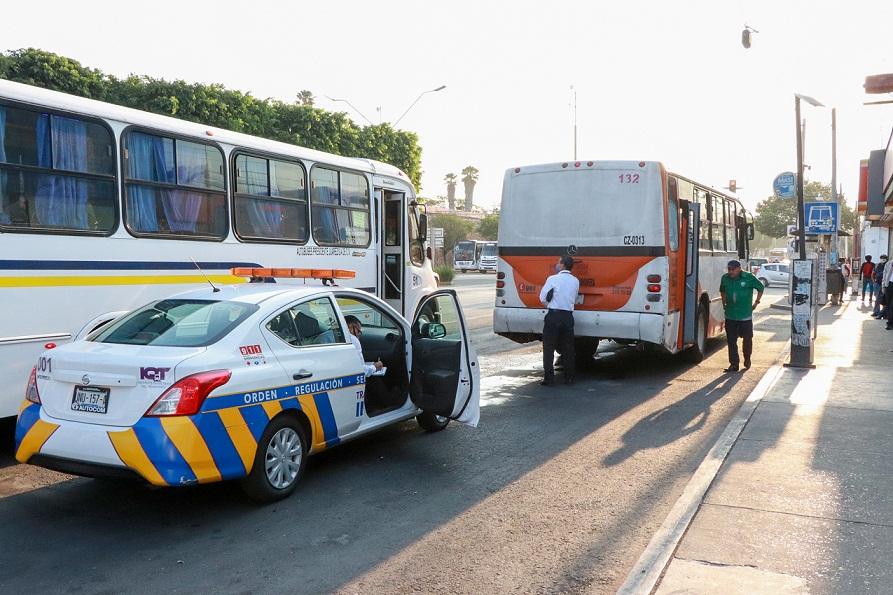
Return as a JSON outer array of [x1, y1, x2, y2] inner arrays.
[[454, 241, 476, 260], [501, 169, 663, 247], [481, 243, 497, 257]]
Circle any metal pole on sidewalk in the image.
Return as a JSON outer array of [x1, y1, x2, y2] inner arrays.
[[788, 94, 817, 368]]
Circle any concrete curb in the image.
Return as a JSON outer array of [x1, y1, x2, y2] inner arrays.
[[616, 344, 791, 595]]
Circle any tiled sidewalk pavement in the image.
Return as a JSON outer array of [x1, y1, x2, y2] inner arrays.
[[654, 299, 893, 594]]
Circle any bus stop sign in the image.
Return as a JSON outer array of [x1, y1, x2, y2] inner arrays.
[[804, 201, 838, 234], [773, 172, 796, 198]]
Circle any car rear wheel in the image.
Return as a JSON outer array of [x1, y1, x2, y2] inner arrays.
[[759, 277, 769, 287], [417, 411, 450, 432], [241, 415, 307, 503]]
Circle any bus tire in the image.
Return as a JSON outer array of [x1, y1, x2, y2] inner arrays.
[[461, 269, 467, 273], [417, 411, 450, 432], [684, 305, 708, 364], [241, 415, 307, 503]]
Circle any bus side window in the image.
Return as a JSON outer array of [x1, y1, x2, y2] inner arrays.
[[0, 104, 117, 234], [667, 178, 679, 252], [712, 195, 725, 252], [696, 189, 711, 251], [726, 200, 737, 253]]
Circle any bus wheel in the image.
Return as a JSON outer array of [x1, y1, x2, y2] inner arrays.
[[684, 306, 708, 364], [461, 269, 467, 273], [574, 338, 600, 368], [417, 411, 450, 432]]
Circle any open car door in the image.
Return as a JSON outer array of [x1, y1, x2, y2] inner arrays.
[[409, 290, 480, 427]]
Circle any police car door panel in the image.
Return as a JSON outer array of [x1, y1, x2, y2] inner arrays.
[[261, 298, 365, 444], [409, 291, 480, 427]]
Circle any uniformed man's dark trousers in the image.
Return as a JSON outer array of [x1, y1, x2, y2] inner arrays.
[[543, 309, 575, 381]]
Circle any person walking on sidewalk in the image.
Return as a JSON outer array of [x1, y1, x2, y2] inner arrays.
[[539, 255, 580, 386], [872, 255, 888, 317], [860, 255, 875, 303], [719, 260, 764, 373]]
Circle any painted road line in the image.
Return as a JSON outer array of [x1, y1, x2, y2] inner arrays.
[[616, 343, 791, 595]]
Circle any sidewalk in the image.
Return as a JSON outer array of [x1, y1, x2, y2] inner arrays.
[[633, 298, 893, 594]]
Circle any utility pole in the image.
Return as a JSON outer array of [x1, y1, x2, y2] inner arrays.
[[831, 108, 839, 264]]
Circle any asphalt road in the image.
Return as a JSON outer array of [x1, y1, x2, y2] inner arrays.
[[0, 278, 793, 594]]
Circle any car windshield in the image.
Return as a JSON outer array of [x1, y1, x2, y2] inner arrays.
[[93, 299, 258, 347]]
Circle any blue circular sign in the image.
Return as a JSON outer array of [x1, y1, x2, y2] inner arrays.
[[773, 172, 796, 198]]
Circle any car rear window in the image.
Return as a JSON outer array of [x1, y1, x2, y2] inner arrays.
[[93, 299, 258, 347]]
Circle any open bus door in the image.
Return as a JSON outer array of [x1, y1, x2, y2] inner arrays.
[[682, 202, 703, 356]]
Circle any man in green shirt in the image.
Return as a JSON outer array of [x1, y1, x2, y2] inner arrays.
[[719, 260, 764, 373]]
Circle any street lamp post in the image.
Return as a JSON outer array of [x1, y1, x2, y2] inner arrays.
[[392, 85, 447, 127], [788, 93, 824, 369], [325, 96, 374, 126]]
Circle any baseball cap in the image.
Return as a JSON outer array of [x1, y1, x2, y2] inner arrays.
[[727, 260, 741, 268]]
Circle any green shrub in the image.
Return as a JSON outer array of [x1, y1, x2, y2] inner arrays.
[[434, 265, 455, 285]]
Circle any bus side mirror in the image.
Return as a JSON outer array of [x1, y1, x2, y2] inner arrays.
[[746, 223, 755, 241], [418, 213, 428, 242]]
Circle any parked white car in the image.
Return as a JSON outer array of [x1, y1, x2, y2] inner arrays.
[[756, 263, 790, 288]]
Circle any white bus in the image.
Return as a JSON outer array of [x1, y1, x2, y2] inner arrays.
[[0, 80, 437, 418], [494, 160, 753, 365], [478, 241, 498, 273], [453, 239, 480, 272]]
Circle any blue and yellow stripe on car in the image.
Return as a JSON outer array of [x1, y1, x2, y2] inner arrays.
[[14, 402, 59, 463], [103, 373, 364, 486]]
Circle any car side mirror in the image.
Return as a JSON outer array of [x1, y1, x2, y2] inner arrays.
[[418, 213, 428, 242], [424, 322, 446, 339], [746, 223, 755, 241]]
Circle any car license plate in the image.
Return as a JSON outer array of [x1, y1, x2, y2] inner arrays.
[[71, 386, 110, 414]]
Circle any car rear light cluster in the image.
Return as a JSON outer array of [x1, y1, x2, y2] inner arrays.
[[646, 274, 662, 302], [25, 366, 40, 404], [145, 370, 231, 417]]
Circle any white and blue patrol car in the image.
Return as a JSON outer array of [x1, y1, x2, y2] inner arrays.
[[15, 274, 479, 501]]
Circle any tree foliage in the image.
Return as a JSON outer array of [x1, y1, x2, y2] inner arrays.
[[0, 48, 422, 188], [478, 213, 499, 240], [754, 180, 854, 238], [461, 165, 479, 211], [430, 213, 475, 254]]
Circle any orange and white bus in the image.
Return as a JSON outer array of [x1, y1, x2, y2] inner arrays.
[[493, 160, 753, 364]]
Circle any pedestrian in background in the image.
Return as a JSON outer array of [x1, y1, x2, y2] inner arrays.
[[872, 255, 888, 317], [719, 260, 764, 373], [860, 255, 875, 303], [539, 255, 579, 386], [881, 259, 893, 326]]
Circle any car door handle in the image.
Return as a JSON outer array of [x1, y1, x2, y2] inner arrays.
[[293, 370, 313, 380]]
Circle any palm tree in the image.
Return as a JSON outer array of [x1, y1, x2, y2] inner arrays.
[[461, 166, 479, 212], [296, 90, 315, 106], [444, 173, 458, 210]]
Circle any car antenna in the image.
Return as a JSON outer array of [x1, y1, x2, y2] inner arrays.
[[190, 258, 220, 293]]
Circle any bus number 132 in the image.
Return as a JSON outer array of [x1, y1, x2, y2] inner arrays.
[[619, 173, 640, 183]]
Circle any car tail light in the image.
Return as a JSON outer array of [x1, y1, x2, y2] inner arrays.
[[647, 284, 661, 293], [145, 370, 231, 417], [497, 271, 505, 279], [647, 274, 661, 283], [25, 366, 40, 404], [44, 342, 57, 349]]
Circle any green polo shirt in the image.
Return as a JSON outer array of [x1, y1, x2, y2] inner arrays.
[[720, 271, 764, 321]]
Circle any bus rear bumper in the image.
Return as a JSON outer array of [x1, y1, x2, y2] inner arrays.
[[494, 307, 665, 344]]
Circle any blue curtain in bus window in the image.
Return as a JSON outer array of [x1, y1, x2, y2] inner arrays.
[[312, 177, 339, 242], [248, 199, 283, 237], [34, 115, 89, 229], [166, 142, 205, 232], [127, 133, 172, 232]]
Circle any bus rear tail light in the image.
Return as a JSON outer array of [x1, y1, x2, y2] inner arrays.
[[497, 271, 505, 279], [647, 284, 661, 293], [646, 294, 661, 302], [25, 367, 40, 405], [145, 370, 231, 417], [496, 289, 505, 297], [647, 274, 662, 283], [496, 280, 505, 288]]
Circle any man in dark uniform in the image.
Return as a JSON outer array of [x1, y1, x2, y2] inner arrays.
[[719, 259, 764, 373], [539, 255, 580, 386]]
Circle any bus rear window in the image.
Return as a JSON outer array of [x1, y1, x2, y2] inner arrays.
[[93, 299, 258, 347]]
